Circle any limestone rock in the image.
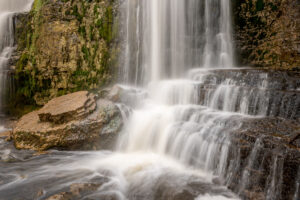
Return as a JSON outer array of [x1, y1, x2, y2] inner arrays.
[[12, 0, 120, 106], [12, 92, 123, 151], [233, 0, 300, 69], [37, 91, 96, 124], [226, 117, 300, 200]]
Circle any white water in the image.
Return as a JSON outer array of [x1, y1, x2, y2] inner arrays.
[[0, 0, 241, 199], [117, 0, 299, 199], [0, 0, 33, 113], [0, 0, 298, 199], [122, 0, 234, 85], [117, 0, 240, 199]]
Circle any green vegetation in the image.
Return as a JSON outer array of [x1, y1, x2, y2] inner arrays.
[[13, 0, 120, 108], [14, 0, 45, 106], [256, 0, 264, 11]]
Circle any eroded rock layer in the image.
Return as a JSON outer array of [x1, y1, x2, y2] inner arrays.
[[233, 0, 300, 69]]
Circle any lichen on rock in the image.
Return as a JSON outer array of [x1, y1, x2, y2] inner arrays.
[[233, 0, 300, 70], [13, 0, 120, 107]]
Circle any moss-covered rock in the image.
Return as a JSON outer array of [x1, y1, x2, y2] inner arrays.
[[13, 0, 120, 107], [233, 0, 300, 70]]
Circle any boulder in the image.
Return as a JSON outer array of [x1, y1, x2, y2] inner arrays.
[[12, 91, 123, 151]]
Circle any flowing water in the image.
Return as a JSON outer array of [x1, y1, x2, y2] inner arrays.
[[122, 0, 234, 84], [0, 0, 299, 200], [0, 0, 33, 114]]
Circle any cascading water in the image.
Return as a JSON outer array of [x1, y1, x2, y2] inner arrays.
[[0, 0, 299, 200], [0, 0, 33, 115], [117, 0, 299, 199], [122, 0, 234, 85], [118, 0, 242, 179], [117, 0, 248, 198]]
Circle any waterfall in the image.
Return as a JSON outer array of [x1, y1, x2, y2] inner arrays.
[[0, 0, 33, 113], [116, 0, 299, 199], [119, 0, 241, 191], [121, 0, 234, 85], [0, 1, 298, 200]]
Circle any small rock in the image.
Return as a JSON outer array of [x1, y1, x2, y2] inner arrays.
[[0, 131, 11, 140], [45, 182, 103, 200], [107, 85, 123, 102], [106, 84, 147, 107], [46, 192, 73, 200]]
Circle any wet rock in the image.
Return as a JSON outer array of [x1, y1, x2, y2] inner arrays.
[[127, 172, 237, 200], [243, 190, 265, 200], [190, 68, 300, 120], [45, 183, 102, 200], [106, 84, 147, 108], [225, 117, 300, 200], [0, 131, 11, 141], [12, 92, 123, 151], [0, 139, 35, 162], [46, 192, 73, 200], [153, 177, 237, 200], [107, 85, 124, 102]]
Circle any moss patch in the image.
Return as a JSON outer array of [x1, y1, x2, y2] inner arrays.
[[13, 0, 120, 107]]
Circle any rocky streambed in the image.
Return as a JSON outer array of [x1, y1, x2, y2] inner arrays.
[[0, 69, 300, 200]]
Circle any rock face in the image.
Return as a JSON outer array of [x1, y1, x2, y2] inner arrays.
[[187, 68, 300, 199], [12, 91, 123, 151], [233, 0, 300, 70], [12, 0, 120, 106], [225, 117, 300, 200]]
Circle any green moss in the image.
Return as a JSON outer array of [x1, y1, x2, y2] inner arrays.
[[89, 25, 95, 41], [256, 0, 264, 11], [13, 0, 48, 106], [269, 3, 278, 11], [94, 4, 99, 15], [78, 25, 86, 38], [258, 32, 266, 40], [81, 46, 89, 60], [98, 5, 114, 42], [71, 4, 83, 22], [14, 0, 120, 108], [32, 0, 43, 12]]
